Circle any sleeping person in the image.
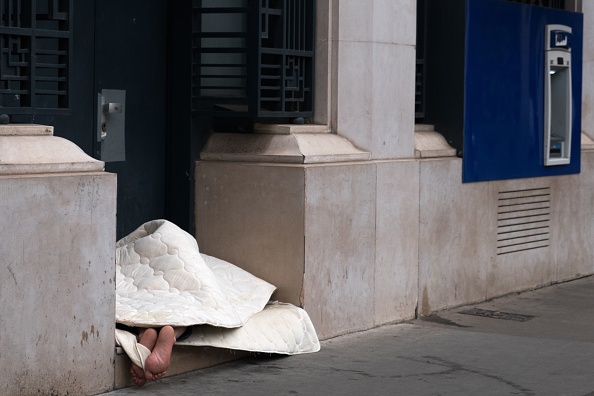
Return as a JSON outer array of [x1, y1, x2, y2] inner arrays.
[[117, 325, 189, 387]]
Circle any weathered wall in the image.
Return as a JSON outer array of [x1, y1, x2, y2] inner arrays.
[[330, 0, 417, 160], [418, 151, 594, 315], [582, 2, 594, 139], [194, 1, 594, 341], [195, 159, 421, 340], [0, 172, 116, 395]]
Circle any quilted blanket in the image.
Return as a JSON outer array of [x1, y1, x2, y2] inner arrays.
[[115, 220, 319, 366]]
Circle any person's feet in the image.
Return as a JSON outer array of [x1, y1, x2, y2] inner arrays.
[[130, 364, 147, 387], [144, 326, 176, 380], [130, 328, 158, 387]]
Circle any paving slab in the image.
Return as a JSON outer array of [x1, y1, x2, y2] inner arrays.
[[103, 276, 594, 396]]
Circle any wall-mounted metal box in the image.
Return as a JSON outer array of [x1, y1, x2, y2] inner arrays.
[[423, 0, 583, 182], [544, 24, 573, 166]]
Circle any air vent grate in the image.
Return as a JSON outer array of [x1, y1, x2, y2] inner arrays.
[[497, 187, 550, 255]]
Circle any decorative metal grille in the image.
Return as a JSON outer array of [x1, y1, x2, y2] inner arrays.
[[192, 0, 314, 119], [415, 59, 425, 118], [0, 0, 71, 116]]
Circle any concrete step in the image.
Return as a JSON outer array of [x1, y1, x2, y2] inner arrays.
[[114, 345, 249, 389]]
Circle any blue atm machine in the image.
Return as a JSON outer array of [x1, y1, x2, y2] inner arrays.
[[422, 0, 583, 182]]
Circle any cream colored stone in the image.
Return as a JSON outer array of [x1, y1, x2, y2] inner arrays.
[[583, 3, 594, 63], [195, 161, 306, 306], [254, 123, 331, 134], [337, 0, 373, 42], [373, 0, 416, 45], [582, 5, 594, 137], [415, 124, 435, 132], [0, 172, 116, 395], [581, 132, 594, 150], [336, 40, 373, 150], [332, 3, 417, 160], [196, 159, 379, 341], [418, 158, 490, 314], [415, 131, 457, 158], [371, 42, 416, 159], [200, 133, 370, 164], [195, 152, 594, 337], [549, 151, 594, 281], [334, 41, 416, 160], [374, 160, 419, 325], [303, 162, 376, 339], [582, 60, 594, 139], [0, 124, 53, 136], [200, 133, 303, 163], [296, 133, 370, 163], [0, 135, 105, 175], [417, 154, 594, 311]]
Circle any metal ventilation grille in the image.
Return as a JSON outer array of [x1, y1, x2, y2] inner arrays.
[[497, 187, 550, 255]]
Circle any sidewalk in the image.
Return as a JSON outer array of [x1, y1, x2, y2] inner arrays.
[[104, 276, 594, 396]]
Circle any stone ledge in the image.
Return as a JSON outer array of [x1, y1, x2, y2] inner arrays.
[[201, 131, 370, 164], [0, 133, 105, 175], [414, 125, 456, 158], [0, 124, 53, 136], [581, 132, 594, 151], [254, 123, 332, 135]]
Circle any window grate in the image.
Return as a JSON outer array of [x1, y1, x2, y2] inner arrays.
[[191, 0, 314, 119], [415, 59, 425, 118], [0, 0, 71, 116], [497, 187, 551, 255]]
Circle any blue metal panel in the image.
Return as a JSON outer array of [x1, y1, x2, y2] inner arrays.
[[463, 0, 583, 183]]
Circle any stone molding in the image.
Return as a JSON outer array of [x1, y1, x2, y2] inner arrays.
[[581, 132, 594, 151], [0, 124, 105, 175], [414, 124, 457, 158], [201, 125, 370, 164]]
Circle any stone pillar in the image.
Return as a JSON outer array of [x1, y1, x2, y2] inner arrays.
[[196, 126, 374, 339], [330, 0, 417, 160], [581, 3, 594, 138], [0, 125, 117, 395], [195, 1, 422, 340], [196, 124, 421, 340]]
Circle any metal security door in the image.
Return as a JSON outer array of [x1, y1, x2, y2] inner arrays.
[[93, 0, 168, 238]]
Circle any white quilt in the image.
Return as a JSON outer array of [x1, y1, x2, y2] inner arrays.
[[115, 220, 319, 366]]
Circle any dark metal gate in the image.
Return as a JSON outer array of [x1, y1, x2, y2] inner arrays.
[[192, 0, 314, 120], [0, 0, 71, 119]]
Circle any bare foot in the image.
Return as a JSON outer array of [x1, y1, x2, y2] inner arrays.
[[130, 364, 147, 387], [144, 326, 176, 380], [130, 328, 158, 386]]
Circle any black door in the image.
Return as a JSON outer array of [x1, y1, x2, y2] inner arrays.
[[3, 1, 169, 239], [93, 1, 168, 238]]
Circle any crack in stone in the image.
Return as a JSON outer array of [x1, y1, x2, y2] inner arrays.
[[402, 355, 535, 395]]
